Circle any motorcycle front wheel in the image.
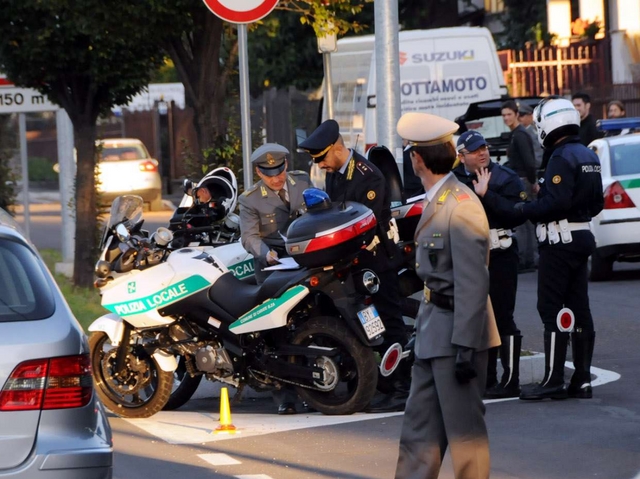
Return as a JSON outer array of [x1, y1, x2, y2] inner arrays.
[[162, 355, 203, 411], [291, 316, 377, 415], [89, 332, 174, 418]]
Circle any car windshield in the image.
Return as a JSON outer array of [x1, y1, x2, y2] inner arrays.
[[609, 142, 640, 177], [0, 237, 55, 322], [100, 144, 148, 161], [463, 116, 511, 141]]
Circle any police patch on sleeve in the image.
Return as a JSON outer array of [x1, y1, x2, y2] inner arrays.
[[520, 191, 528, 200], [367, 190, 376, 200], [552, 175, 562, 184]]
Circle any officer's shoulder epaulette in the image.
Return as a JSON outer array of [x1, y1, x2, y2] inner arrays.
[[241, 185, 258, 197], [355, 161, 371, 175], [496, 163, 518, 177], [450, 187, 472, 203]]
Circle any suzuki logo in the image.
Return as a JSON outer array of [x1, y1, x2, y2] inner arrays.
[[399, 51, 408, 66], [127, 282, 137, 294]]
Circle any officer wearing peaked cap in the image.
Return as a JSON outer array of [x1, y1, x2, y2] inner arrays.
[[394, 112, 499, 479], [453, 130, 527, 400], [239, 143, 311, 415], [300, 119, 410, 413]]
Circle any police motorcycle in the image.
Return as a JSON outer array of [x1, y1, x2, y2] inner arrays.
[[88, 191, 386, 418], [164, 167, 256, 410]]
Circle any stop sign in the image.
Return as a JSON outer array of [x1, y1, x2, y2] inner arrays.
[[202, 0, 278, 24]]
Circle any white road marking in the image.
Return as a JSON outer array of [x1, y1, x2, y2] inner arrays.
[[198, 453, 241, 466], [124, 410, 403, 444], [235, 475, 274, 479]]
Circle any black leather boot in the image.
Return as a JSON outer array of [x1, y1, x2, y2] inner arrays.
[[366, 361, 411, 413], [568, 331, 595, 398], [520, 331, 569, 400], [485, 335, 521, 399]]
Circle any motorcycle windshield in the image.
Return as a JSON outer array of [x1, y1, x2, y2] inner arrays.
[[107, 195, 144, 229]]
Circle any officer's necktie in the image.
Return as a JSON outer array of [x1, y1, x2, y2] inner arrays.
[[277, 188, 289, 209]]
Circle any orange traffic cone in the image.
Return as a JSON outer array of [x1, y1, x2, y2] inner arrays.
[[213, 387, 237, 434]]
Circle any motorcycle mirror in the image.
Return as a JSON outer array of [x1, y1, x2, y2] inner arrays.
[[116, 224, 130, 242], [183, 179, 193, 195]]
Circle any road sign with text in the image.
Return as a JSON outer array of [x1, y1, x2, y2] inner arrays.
[[0, 76, 59, 113], [202, 0, 278, 24]]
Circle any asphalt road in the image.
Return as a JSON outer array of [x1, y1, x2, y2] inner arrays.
[[12, 196, 640, 479]]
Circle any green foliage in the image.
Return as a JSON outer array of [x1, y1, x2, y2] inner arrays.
[[28, 157, 57, 182], [39, 249, 107, 331], [0, 117, 17, 212], [499, 0, 547, 49], [150, 57, 180, 84]]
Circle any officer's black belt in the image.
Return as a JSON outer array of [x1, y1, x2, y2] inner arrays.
[[424, 285, 454, 311]]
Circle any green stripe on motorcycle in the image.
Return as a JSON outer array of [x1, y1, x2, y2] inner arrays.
[[103, 275, 210, 316], [230, 284, 308, 329], [229, 258, 255, 279], [619, 178, 640, 189]]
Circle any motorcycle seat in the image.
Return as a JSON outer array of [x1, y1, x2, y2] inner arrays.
[[209, 269, 308, 319]]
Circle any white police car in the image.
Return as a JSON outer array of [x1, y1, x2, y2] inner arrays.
[[588, 118, 640, 281]]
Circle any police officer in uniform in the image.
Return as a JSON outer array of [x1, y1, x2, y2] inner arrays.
[[239, 143, 311, 414], [453, 130, 527, 399], [395, 112, 500, 479], [516, 97, 603, 401], [299, 120, 409, 412]]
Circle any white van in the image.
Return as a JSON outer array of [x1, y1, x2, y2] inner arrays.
[[326, 27, 507, 153]]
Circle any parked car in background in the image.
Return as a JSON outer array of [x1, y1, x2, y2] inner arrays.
[[0, 209, 113, 478], [97, 138, 163, 211], [588, 123, 640, 281]]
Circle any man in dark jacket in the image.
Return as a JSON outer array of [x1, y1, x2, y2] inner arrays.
[[516, 97, 603, 401], [502, 100, 538, 273], [572, 92, 603, 146], [299, 120, 409, 412], [453, 130, 527, 398]]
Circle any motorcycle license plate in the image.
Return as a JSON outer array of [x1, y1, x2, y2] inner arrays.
[[357, 305, 385, 340]]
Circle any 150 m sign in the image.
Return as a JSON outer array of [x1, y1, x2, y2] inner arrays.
[[0, 87, 59, 113]]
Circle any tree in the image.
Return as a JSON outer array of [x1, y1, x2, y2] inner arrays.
[[499, 0, 547, 49], [0, 0, 185, 286], [165, 0, 370, 172]]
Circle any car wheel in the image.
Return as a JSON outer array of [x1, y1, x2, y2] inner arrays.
[[149, 192, 164, 212], [589, 249, 613, 281]]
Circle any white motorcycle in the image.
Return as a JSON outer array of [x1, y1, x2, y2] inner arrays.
[[88, 193, 388, 418]]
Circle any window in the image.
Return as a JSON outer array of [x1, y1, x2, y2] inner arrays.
[[0, 237, 55, 322], [609, 142, 640, 177]]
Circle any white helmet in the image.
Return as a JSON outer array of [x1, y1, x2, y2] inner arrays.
[[196, 167, 238, 216], [533, 97, 580, 148]]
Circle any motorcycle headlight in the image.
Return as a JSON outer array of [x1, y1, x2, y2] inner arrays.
[[360, 269, 380, 294]]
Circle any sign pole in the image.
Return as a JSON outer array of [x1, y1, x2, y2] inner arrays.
[[55, 109, 76, 277], [238, 23, 253, 190], [18, 113, 30, 239]]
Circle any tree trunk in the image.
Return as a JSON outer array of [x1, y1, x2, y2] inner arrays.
[[73, 121, 99, 287]]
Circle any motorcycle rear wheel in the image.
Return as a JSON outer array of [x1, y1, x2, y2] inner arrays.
[[291, 316, 377, 415], [89, 332, 174, 418], [162, 355, 203, 411]]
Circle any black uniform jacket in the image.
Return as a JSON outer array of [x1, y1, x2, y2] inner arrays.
[[522, 137, 604, 224], [453, 161, 527, 231], [325, 150, 399, 271]]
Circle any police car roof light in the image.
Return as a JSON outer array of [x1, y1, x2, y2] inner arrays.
[[596, 117, 640, 131]]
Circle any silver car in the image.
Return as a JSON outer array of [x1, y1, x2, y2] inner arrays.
[[0, 209, 113, 478]]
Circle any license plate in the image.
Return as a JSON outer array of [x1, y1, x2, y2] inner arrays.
[[357, 305, 385, 340]]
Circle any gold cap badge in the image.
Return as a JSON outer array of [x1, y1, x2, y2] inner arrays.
[[266, 153, 275, 165]]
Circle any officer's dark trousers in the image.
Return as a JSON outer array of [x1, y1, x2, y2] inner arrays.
[[537, 231, 596, 333], [373, 267, 408, 351], [489, 245, 520, 336]]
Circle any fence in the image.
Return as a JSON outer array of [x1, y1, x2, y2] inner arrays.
[[502, 40, 611, 98]]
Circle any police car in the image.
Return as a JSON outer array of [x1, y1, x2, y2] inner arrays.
[[588, 118, 640, 281]]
